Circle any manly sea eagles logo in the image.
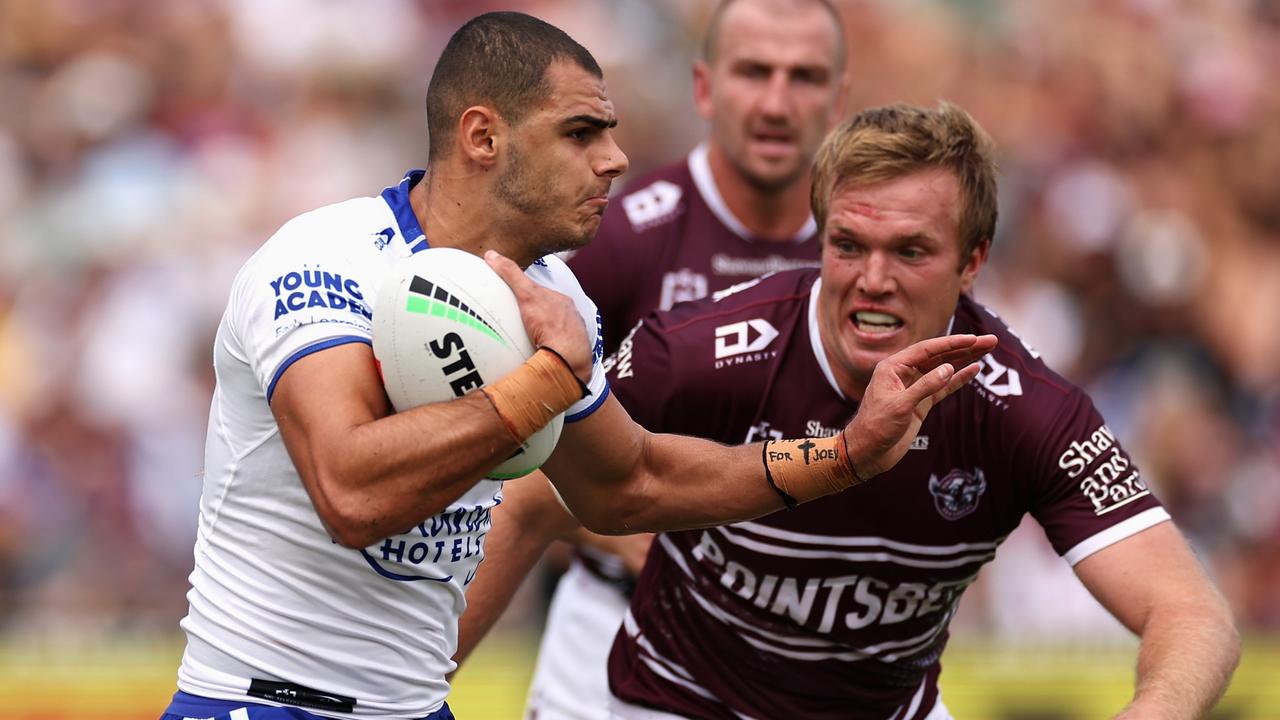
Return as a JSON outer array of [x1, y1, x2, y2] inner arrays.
[[928, 468, 987, 520]]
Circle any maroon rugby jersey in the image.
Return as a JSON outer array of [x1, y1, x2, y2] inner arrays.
[[569, 144, 818, 358], [605, 269, 1169, 720]]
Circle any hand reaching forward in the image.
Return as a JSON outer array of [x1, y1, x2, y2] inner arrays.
[[485, 251, 593, 384], [843, 334, 998, 480]]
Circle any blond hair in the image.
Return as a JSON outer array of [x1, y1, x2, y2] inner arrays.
[[811, 102, 998, 257]]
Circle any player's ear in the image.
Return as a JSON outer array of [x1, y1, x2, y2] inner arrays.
[[457, 105, 504, 168], [959, 238, 990, 293], [692, 61, 714, 122]]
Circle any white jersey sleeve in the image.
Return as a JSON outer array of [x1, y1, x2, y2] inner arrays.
[[525, 254, 610, 422], [228, 208, 380, 401]]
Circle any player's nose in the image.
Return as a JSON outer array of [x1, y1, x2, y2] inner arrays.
[[758, 69, 792, 120], [856, 252, 895, 296], [597, 133, 629, 178]]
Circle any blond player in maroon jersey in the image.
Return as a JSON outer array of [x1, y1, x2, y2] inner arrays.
[[459, 102, 1239, 720]]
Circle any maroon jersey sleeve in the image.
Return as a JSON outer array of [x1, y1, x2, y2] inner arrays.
[[960, 299, 1170, 565], [604, 270, 817, 440], [1017, 386, 1167, 564], [603, 313, 677, 433], [604, 301, 736, 438]]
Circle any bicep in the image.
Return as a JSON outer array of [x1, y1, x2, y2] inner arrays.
[[1072, 521, 1214, 634], [270, 343, 389, 501]]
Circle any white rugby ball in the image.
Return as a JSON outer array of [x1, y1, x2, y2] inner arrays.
[[373, 247, 564, 480]]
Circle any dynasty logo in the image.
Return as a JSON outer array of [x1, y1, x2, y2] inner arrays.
[[714, 318, 779, 368]]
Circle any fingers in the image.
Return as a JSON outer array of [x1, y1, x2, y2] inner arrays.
[[888, 334, 997, 374], [901, 361, 956, 408], [922, 360, 983, 411], [484, 250, 533, 296], [928, 337, 998, 371]]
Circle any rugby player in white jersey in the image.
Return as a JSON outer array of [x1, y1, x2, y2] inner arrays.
[[456, 2, 848, 717], [161, 11, 994, 720]]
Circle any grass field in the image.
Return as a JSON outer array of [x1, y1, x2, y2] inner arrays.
[[2, 633, 1276, 718]]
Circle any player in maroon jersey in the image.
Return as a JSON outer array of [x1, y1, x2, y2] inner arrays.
[[601, 103, 1238, 719], [460, 101, 1240, 719], [456, 1, 851, 717], [568, 0, 849, 358]]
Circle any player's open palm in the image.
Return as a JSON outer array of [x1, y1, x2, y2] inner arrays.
[[485, 251, 593, 383], [843, 334, 997, 480]]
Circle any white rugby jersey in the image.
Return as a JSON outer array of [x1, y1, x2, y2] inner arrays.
[[177, 170, 609, 718]]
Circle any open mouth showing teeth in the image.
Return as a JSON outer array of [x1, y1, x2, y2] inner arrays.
[[853, 311, 903, 334]]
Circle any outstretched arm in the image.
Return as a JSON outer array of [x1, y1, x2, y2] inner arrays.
[[1074, 522, 1240, 719], [539, 331, 997, 534]]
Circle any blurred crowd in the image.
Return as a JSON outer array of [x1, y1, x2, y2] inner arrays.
[[0, 0, 1277, 646]]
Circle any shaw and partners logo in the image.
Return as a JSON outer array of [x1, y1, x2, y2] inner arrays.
[[1057, 423, 1149, 515], [928, 468, 987, 520], [714, 318, 779, 369]]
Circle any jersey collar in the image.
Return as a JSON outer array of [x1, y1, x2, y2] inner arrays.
[[380, 169, 430, 255], [687, 143, 817, 244], [807, 277, 847, 401], [807, 278, 959, 402]]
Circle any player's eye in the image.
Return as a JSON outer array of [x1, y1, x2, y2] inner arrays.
[[791, 68, 829, 86], [736, 63, 771, 79]]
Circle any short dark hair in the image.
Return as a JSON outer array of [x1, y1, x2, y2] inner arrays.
[[811, 102, 999, 258], [703, 0, 846, 69], [426, 12, 602, 161]]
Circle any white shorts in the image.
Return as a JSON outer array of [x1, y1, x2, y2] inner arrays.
[[525, 560, 632, 720]]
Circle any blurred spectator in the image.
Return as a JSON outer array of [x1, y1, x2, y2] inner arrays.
[[0, 0, 1277, 643]]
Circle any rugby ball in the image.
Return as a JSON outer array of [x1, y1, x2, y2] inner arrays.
[[372, 247, 564, 480]]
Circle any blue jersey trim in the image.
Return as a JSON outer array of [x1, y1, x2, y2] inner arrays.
[[267, 336, 371, 403], [380, 169, 430, 254], [565, 381, 610, 423]]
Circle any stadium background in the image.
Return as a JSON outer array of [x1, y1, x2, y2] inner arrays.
[[0, 0, 1277, 717]]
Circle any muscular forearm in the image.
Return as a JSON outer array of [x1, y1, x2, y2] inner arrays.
[[611, 431, 785, 531], [1118, 600, 1240, 719], [544, 334, 995, 534], [547, 425, 786, 535]]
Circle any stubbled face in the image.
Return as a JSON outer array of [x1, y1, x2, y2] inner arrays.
[[696, 0, 845, 192], [817, 168, 987, 395], [496, 61, 629, 259]]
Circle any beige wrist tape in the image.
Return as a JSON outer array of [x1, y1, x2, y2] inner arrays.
[[763, 435, 864, 507], [481, 348, 587, 442]]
